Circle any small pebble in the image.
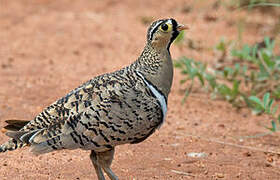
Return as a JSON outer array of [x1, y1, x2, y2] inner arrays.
[[187, 152, 207, 158], [216, 173, 224, 178]]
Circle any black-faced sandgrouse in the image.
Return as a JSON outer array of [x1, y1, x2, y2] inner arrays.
[[0, 18, 188, 180]]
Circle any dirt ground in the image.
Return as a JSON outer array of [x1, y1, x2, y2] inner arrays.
[[0, 0, 280, 179]]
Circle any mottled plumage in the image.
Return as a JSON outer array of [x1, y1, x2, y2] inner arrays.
[[0, 18, 187, 180]]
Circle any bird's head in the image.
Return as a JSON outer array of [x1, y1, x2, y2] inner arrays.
[[146, 18, 188, 51]]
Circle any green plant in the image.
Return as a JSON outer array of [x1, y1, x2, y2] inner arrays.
[[174, 31, 185, 44], [223, 37, 280, 99], [249, 93, 280, 131], [215, 37, 233, 61], [175, 37, 280, 131], [174, 57, 215, 101], [249, 92, 278, 115]]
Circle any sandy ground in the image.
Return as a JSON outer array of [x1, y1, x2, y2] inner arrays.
[[0, 0, 280, 179]]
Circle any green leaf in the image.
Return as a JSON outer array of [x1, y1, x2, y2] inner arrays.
[[249, 96, 263, 108], [205, 74, 217, 89], [231, 64, 240, 78], [262, 51, 274, 69], [232, 80, 240, 96], [216, 38, 225, 51], [175, 31, 185, 44], [263, 93, 270, 109], [180, 79, 187, 84], [223, 69, 229, 78], [218, 84, 231, 95], [173, 61, 182, 68], [272, 105, 278, 115], [197, 73, 205, 86], [251, 108, 264, 115], [270, 120, 277, 132], [251, 45, 258, 61], [264, 36, 275, 50]]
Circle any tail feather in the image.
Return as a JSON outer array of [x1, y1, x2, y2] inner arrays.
[[1, 120, 71, 155], [0, 120, 30, 153], [1, 129, 62, 154], [4, 120, 30, 131], [0, 138, 26, 153], [5, 131, 28, 141]]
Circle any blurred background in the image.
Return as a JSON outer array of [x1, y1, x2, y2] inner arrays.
[[0, 0, 280, 179]]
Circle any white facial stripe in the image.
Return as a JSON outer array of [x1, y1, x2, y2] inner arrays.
[[148, 20, 164, 40], [166, 19, 172, 25], [136, 72, 167, 129]]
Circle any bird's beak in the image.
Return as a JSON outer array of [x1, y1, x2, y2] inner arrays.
[[177, 24, 189, 31]]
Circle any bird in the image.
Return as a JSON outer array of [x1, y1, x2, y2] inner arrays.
[[0, 18, 188, 180]]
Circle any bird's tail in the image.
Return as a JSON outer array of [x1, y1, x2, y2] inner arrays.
[[0, 120, 29, 153], [0, 139, 26, 153], [1, 119, 76, 155]]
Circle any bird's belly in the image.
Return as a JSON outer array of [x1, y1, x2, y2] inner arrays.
[[80, 95, 164, 151]]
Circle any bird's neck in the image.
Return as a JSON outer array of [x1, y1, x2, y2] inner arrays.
[[133, 45, 174, 98]]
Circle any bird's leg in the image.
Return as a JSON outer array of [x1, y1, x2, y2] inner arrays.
[[97, 148, 119, 180], [90, 150, 106, 180]]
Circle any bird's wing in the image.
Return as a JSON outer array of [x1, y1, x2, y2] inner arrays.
[[19, 73, 163, 155], [4, 75, 102, 148]]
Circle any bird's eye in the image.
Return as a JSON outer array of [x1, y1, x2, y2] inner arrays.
[[161, 23, 169, 31]]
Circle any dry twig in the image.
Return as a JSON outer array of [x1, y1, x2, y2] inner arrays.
[[171, 170, 195, 177]]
